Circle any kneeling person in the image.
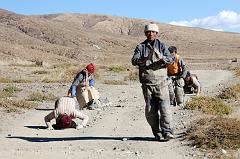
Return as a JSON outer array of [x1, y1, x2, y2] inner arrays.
[[68, 63, 100, 110], [44, 96, 89, 130]]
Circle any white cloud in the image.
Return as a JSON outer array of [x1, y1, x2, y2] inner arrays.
[[169, 10, 240, 32]]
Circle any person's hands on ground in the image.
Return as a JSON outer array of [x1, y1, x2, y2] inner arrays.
[[47, 126, 54, 130], [76, 125, 84, 130]]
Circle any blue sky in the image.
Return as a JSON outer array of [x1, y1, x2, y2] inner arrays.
[[1, 0, 240, 33]]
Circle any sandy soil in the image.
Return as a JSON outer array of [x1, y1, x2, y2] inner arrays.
[[0, 70, 237, 159]]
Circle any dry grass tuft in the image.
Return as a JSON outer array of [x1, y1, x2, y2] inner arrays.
[[0, 77, 13, 83], [0, 98, 37, 112], [0, 77, 32, 83], [185, 96, 232, 115], [0, 86, 22, 98], [107, 65, 127, 72], [32, 70, 48, 74], [124, 70, 139, 81], [218, 84, 240, 99], [233, 67, 240, 77], [28, 92, 58, 102], [104, 80, 128, 85], [187, 117, 240, 149], [42, 64, 82, 83]]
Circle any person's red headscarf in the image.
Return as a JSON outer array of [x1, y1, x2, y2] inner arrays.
[[86, 63, 95, 74]]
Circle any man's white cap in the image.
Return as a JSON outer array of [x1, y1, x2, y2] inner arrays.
[[144, 23, 159, 33]]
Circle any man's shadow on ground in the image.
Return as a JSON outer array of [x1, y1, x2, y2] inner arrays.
[[7, 136, 156, 142], [6, 133, 186, 143], [15, 125, 186, 143]]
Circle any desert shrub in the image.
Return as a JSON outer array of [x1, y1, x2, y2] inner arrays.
[[0, 98, 37, 112], [233, 67, 240, 77], [1, 86, 22, 97], [0, 77, 12, 83], [124, 70, 139, 81], [104, 80, 128, 85], [42, 64, 82, 83], [0, 77, 31, 83], [53, 63, 75, 69], [28, 92, 58, 102], [33, 59, 43, 66], [32, 70, 48, 74], [12, 79, 32, 83], [0, 90, 12, 98], [62, 66, 80, 82], [187, 117, 240, 149], [97, 65, 108, 70], [185, 96, 232, 115], [107, 65, 126, 72], [218, 84, 240, 99], [3, 86, 22, 93], [42, 64, 100, 83]]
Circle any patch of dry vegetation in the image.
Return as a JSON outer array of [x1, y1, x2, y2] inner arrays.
[[218, 84, 240, 99], [0, 98, 37, 112], [187, 117, 240, 149], [233, 67, 240, 77], [0, 77, 32, 83], [42, 63, 101, 83], [124, 70, 139, 81], [0, 77, 13, 83], [185, 96, 232, 115], [28, 92, 58, 102], [107, 65, 127, 73], [0, 86, 22, 98], [32, 70, 48, 75], [104, 80, 128, 85]]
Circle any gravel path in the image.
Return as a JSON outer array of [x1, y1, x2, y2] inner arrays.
[[0, 70, 234, 159]]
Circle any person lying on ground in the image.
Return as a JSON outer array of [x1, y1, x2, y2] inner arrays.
[[44, 96, 89, 130]]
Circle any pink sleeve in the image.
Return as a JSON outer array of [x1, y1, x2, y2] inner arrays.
[[74, 110, 89, 126]]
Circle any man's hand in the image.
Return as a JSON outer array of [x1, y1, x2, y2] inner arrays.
[[153, 48, 163, 60], [76, 125, 84, 130], [138, 57, 148, 64], [47, 126, 54, 130]]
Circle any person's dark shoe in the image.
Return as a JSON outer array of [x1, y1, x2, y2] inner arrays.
[[154, 133, 165, 141], [164, 132, 174, 141], [87, 99, 100, 110]]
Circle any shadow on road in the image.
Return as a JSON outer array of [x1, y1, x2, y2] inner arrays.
[[6, 136, 157, 142], [35, 108, 54, 111], [24, 125, 47, 129]]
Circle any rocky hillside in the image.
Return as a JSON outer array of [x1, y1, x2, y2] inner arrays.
[[0, 9, 240, 66]]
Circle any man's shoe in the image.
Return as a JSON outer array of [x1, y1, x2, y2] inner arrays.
[[177, 103, 184, 107], [164, 132, 174, 141], [154, 133, 165, 141]]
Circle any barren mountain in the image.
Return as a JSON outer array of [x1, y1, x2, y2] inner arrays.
[[0, 9, 240, 159], [0, 9, 240, 66]]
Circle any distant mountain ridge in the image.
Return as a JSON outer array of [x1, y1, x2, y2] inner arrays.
[[0, 9, 239, 65]]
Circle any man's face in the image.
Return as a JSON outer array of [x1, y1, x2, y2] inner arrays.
[[145, 31, 157, 41]]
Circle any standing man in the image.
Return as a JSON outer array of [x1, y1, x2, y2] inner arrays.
[[167, 46, 187, 107], [131, 23, 174, 141]]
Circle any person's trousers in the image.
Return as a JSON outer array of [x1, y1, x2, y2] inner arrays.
[[168, 78, 185, 105], [141, 83, 173, 136], [76, 86, 100, 109]]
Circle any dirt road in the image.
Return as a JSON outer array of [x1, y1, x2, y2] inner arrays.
[[0, 70, 234, 159]]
